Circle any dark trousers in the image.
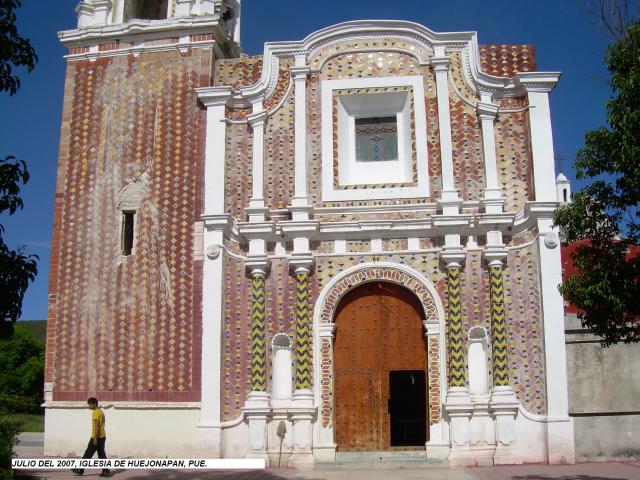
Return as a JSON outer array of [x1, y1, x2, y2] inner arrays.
[[75, 437, 109, 474]]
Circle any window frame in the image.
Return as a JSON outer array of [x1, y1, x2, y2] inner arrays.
[[321, 75, 429, 202]]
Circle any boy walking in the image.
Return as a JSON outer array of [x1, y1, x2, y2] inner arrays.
[[72, 397, 111, 477]]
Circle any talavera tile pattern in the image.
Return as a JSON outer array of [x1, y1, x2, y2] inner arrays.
[[47, 48, 210, 402], [207, 39, 547, 421]]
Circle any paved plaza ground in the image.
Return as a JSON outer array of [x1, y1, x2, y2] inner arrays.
[[14, 434, 640, 480]]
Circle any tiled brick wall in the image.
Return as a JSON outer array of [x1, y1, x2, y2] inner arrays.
[[46, 48, 213, 402]]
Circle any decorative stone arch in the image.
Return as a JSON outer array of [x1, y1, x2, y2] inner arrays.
[[312, 262, 447, 452]]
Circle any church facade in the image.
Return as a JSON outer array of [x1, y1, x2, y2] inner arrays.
[[44, 0, 575, 467]]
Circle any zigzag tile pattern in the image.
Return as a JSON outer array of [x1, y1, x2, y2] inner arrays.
[[294, 271, 312, 390], [490, 264, 510, 386], [446, 265, 466, 387], [250, 271, 267, 391], [49, 49, 208, 402]]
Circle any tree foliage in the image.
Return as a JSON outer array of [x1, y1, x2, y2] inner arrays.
[[0, 326, 44, 408], [0, 0, 38, 338], [554, 19, 640, 346], [0, 157, 37, 339], [0, 0, 37, 96]]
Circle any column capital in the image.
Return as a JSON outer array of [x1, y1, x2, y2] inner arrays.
[[430, 56, 450, 73], [290, 66, 310, 79], [318, 323, 336, 338], [247, 109, 268, 127], [441, 248, 466, 268], [476, 101, 499, 120], [196, 86, 233, 108], [483, 247, 508, 267], [246, 257, 269, 274]]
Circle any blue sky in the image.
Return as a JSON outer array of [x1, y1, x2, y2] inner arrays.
[[0, 0, 616, 320]]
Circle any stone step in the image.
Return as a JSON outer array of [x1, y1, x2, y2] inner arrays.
[[315, 451, 448, 470], [14, 433, 44, 458]]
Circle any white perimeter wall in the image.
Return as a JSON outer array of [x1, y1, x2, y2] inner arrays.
[[45, 408, 200, 457]]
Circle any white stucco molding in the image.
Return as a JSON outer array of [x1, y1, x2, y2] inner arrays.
[[514, 72, 561, 93], [59, 14, 231, 45], [196, 20, 562, 110]]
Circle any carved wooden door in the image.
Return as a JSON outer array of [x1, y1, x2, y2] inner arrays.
[[333, 282, 428, 451]]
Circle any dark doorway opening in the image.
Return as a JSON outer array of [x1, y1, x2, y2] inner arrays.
[[389, 370, 426, 446]]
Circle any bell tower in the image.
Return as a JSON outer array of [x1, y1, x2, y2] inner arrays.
[[44, 0, 242, 457], [71, 0, 242, 56]]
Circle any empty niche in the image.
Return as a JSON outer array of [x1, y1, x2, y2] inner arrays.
[[468, 326, 489, 395], [271, 333, 292, 399]]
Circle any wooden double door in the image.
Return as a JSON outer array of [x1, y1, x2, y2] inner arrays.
[[333, 282, 429, 451]]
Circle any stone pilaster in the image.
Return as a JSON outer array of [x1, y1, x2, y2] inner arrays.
[[289, 264, 316, 469], [477, 92, 504, 214], [485, 252, 520, 465], [432, 47, 461, 214], [442, 251, 474, 466], [242, 263, 271, 465]]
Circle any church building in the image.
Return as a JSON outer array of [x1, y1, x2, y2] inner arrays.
[[44, 0, 575, 467]]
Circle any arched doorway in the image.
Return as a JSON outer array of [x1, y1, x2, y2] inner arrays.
[[333, 281, 429, 451]]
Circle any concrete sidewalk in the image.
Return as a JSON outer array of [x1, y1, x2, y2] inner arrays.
[[13, 436, 640, 480], [14, 462, 640, 480]]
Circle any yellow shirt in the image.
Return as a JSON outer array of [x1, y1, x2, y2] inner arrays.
[[91, 408, 106, 439]]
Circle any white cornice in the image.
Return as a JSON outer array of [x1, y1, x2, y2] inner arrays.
[[514, 72, 562, 93], [196, 19, 561, 108], [59, 16, 226, 46]]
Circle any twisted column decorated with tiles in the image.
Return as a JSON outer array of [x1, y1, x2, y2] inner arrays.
[[484, 242, 519, 465], [442, 250, 475, 466], [250, 269, 267, 392], [489, 261, 509, 388], [447, 263, 466, 389], [242, 262, 271, 465], [294, 268, 312, 391], [288, 263, 316, 469], [283, 55, 318, 466]]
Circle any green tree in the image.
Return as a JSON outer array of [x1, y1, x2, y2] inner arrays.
[[0, 327, 44, 408], [554, 19, 640, 346], [0, 0, 38, 339], [0, 0, 37, 95]]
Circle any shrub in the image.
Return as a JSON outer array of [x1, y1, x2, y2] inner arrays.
[[0, 414, 23, 480], [0, 328, 44, 412]]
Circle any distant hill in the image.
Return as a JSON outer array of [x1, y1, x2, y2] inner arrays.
[[16, 320, 47, 342]]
